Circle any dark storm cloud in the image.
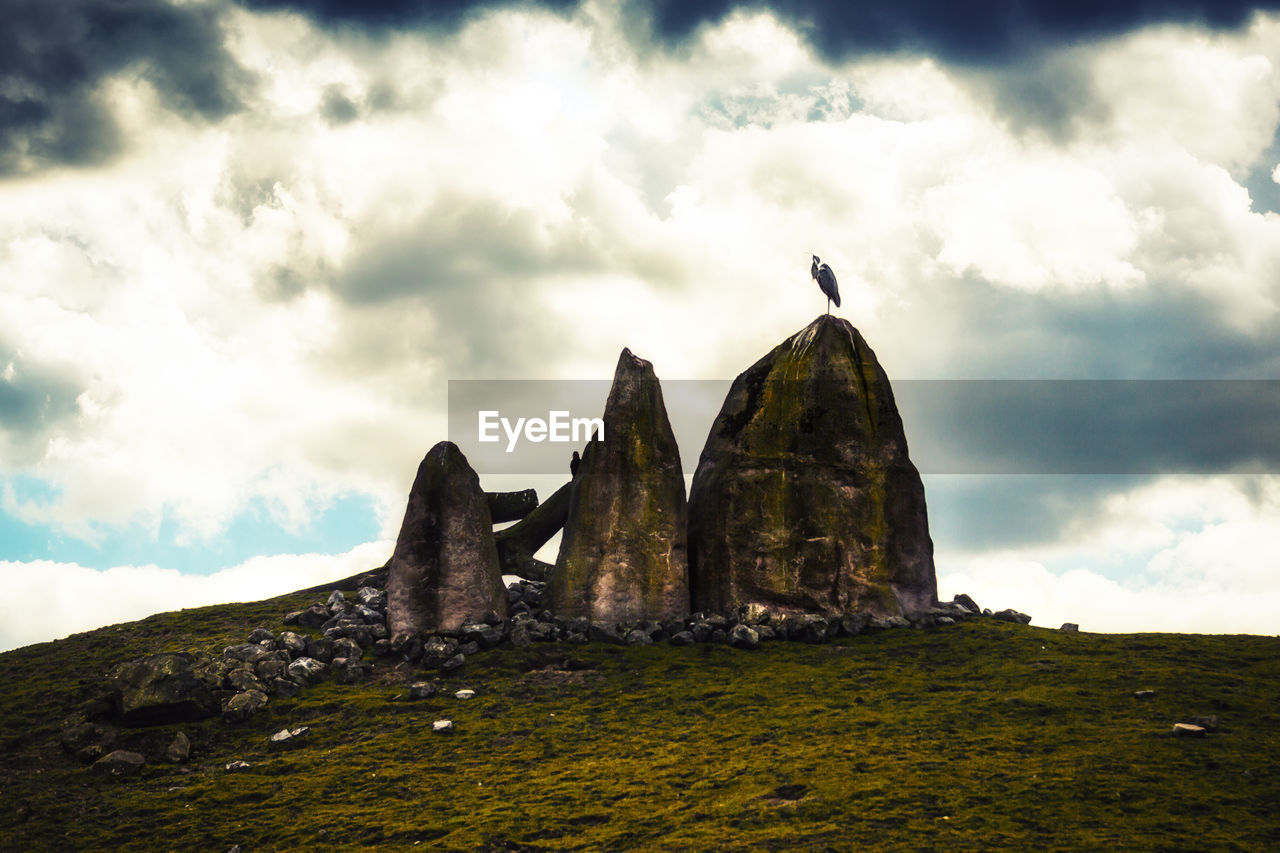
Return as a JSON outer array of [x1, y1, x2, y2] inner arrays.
[[235, 0, 1280, 61], [922, 474, 1151, 553], [0, 0, 251, 175], [647, 0, 1280, 62], [0, 349, 84, 462], [896, 380, 1280, 475]]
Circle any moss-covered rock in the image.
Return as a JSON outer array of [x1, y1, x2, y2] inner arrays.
[[548, 348, 689, 622], [688, 314, 936, 618], [386, 441, 507, 637], [108, 652, 219, 727]]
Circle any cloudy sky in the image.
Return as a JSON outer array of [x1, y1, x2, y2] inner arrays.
[[3, 0, 1280, 650]]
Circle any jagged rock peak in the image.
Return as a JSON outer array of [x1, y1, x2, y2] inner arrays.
[[548, 347, 689, 622], [688, 315, 936, 619]]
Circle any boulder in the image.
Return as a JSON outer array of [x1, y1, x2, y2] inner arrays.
[[287, 657, 328, 686], [109, 653, 219, 727], [687, 315, 936, 619], [387, 442, 508, 636], [993, 609, 1032, 625], [486, 489, 540, 523], [548, 348, 690, 622], [166, 731, 191, 763], [433, 720, 454, 734], [407, 682, 437, 700], [90, 750, 145, 777], [222, 690, 269, 724], [729, 624, 760, 650], [269, 726, 310, 749], [1060, 622, 1080, 633]]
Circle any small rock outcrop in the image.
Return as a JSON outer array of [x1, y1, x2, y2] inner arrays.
[[90, 750, 145, 776], [548, 348, 689, 623], [387, 441, 507, 637], [688, 315, 937, 619], [109, 653, 219, 726]]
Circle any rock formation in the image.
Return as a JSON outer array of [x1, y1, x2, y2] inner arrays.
[[493, 480, 572, 581], [386, 441, 507, 636], [485, 489, 539, 524], [109, 653, 219, 726], [688, 315, 936, 618], [547, 348, 689, 622]]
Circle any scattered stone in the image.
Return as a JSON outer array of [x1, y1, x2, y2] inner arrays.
[[166, 731, 191, 763], [255, 658, 286, 681], [305, 636, 335, 663], [332, 637, 364, 661], [408, 682, 437, 700], [432, 720, 454, 734], [839, 612, 870, 637], [227, 669, 266, 693], [992, 609, 1032, 625], [331, 658, 367, 685], [952, 593, 981, 614], [1060, 622, 1079, 633], [224, 643, 275, 665], [935, 616, 955, 626], [669, 630, 695, 646], [60, 722, 116, 764], [109, 653, 219, 726], [455, 688, 476, 700], [269, 677, 301, 698], [509, 622, 532, 648], [624, 628, 653, 646], [296, 604, 331, 628], [327, 590, 348, 613], [357, 587, 387, 610], [1182, 715, 1219, 732], [1172, 723, 1207, 738], [441, 653, 467, 674], [247, 627, 275, 644], [287, 657, 328, 686], [729, 624, 760, 650], [91, 750, 145, 777], [268, 726, 310, 749], [588, 622, 625, 644], [1134, 690, 1157, 700], [225, 760, 251, 772], [461, 623, 503, 649], [222, 690, 269, 724]]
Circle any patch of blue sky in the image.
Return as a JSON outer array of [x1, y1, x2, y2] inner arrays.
[[0, 477, 382, 574]]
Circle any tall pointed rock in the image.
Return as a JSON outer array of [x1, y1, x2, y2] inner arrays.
[[548, 348, 689, 622], [688, 315, 936, 618], [386, 441, 507, 636]]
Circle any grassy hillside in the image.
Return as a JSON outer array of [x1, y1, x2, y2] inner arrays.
[[1, 582, 1277, 852]]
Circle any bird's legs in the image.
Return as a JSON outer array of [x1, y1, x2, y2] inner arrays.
[[826, 297, 830, 314]]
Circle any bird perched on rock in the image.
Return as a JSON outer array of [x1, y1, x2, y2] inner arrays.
[[810, 255, 840, 313], [570, 451, 581, 478]]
